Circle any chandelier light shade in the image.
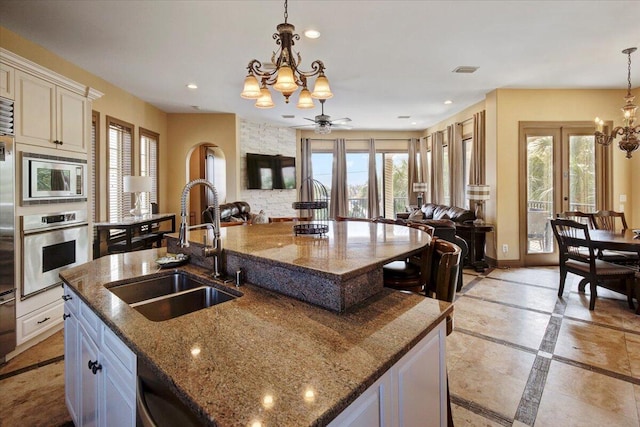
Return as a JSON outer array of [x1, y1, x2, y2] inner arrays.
[[594, 47, 640, 159], [241, 0, 333, 109]]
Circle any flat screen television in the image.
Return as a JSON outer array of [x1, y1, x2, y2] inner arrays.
[[246, 153, 296, 190]]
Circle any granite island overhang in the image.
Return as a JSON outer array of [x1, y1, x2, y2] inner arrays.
[[168, 221, 431, 312], [59, 243, 452, 426]]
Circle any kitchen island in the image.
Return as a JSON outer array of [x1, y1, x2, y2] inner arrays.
[[60, 223, 452, 426]]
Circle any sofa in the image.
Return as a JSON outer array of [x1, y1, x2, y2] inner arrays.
[[203, 201, 251, 224]]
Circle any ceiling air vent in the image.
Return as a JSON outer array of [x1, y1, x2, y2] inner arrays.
[[282, 115, 295, 119], [0, 98, 14, 136], [452, 66, 479, 74], [397, 115, 411, 119]]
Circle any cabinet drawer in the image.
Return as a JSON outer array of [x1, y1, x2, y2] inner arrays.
[[78, 299, 101, 344], [17, 299, 64, 345], [102, 326, 136, 375]]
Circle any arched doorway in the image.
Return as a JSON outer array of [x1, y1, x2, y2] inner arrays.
[[188, 143, 226, 223]]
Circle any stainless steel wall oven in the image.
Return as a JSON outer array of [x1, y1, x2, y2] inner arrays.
[[21, 210, 88, 299]]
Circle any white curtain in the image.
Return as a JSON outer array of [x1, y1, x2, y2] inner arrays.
[[431, 132, 444, 204], [407, 138, 419, 205], [330, 138, 348, 218], [367, 138, 380, 217], [419, 136, 429, 202]]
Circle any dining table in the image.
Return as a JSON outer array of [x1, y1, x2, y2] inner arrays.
[[589, 228, 640, 314]]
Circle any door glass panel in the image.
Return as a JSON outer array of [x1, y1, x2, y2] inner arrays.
[[568, 135, 596, 212], [526, 136, 554, 254]]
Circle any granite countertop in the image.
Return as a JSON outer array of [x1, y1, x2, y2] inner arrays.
[[179, 220, 430, 278], [60, 248, 452, 427]]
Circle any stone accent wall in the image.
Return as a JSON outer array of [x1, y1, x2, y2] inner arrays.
[[238, 119, 298, 218]]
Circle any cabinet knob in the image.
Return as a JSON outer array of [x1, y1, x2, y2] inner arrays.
[[63, 313, 71, 320], [62, 295, 72, 301], [92, 363, 102, 375]]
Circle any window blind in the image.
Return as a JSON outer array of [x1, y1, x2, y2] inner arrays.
[[107, 118, 133, 222]]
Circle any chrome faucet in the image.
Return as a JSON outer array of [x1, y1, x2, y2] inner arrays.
[[178, 179, 224, 278]]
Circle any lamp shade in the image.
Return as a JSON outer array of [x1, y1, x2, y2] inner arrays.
[[412, 182, 429, 192], [123, 176, 152, 193], [467, 184, 490, 201], [311, 74, 333, 99]]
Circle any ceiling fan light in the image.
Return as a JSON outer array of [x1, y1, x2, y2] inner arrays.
[[311, 74, 333, 99], [296, 88, 315, 109], [273, 65, 298, 93], [240, 74, 261, 99], [315, 123, 331, 134], [255, 87, 275, 109]]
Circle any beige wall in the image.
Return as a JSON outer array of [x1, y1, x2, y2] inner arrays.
[[165, 114, 239, 218], [490, 89, 637, 263], [0, 27, 169, 219]]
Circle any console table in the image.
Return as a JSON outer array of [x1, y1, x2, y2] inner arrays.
[[93, 213, 176, 259], [456, 222, 494, 272]]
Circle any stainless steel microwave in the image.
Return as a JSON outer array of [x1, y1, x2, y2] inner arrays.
[[22, 153, 87, 204]]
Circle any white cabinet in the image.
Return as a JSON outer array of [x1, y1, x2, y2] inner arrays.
[[16, 298, 64, 345], [0, 62, 14, 99], [14, 69, 87, 152], [63, 285, 137, 427], [328, 321, 447, 427]]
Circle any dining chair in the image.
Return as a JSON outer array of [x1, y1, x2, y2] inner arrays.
[[550, 218, 636, 311], [591, 210, 639, 266], [559, 211, 595, 229], [592, 210, 629, 232]]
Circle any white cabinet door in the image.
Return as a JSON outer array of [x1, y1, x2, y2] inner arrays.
[[14, 70, 55, 147], [100, 357, 137, 427], [64, 309, 80, 426], [394, 323, 446, 427], [79, 322, 101, 427], [0, 63, 14, 99], [328, 374, 392, 427], [57, 86, 87, 152]]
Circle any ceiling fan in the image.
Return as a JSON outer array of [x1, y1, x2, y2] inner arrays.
[[295, 99, 352, 134]]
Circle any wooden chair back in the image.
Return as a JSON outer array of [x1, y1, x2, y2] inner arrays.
[[550, 218, 594, 264], [424, 238, 461, 303], [558, 211, 595, 229], [592, 210, 628, 232], [406, 222, 435, 237]]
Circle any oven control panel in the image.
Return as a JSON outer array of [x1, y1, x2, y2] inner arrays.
[[22, 210, 88, 233]]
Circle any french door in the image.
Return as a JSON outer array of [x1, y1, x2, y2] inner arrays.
[[519, 122, 611, 265]]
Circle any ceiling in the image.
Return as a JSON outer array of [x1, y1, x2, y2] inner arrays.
[[1, 0, 639, 131]]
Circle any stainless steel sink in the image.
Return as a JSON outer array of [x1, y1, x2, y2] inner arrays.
[[108, 272, 237, 321]]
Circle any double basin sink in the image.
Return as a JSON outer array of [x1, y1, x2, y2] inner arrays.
[[108, 272, 238, 321]]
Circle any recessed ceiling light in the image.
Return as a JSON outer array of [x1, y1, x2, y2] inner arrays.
[[304, 29, 320, 39], [444, 100, 453, 105], [452, 66, 479, 74], [411, 122, 417, 125], [186, 83, 198, 89]]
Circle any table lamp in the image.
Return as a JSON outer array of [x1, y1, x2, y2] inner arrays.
[[412, 182, 428, 207], [467, 184, 490, 225], [123, 176, 153, 217]]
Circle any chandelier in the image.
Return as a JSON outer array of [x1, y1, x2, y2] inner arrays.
[[240, 0, 333, 109], [594, 47, 640, 159]]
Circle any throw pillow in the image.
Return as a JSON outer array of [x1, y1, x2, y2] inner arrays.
[[253, 210, 269, 224], [408, 209, 424, 221]]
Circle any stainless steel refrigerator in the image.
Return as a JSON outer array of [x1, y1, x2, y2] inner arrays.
[[0, 134, 15, 360]]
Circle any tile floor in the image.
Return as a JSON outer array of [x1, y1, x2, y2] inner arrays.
[[0, 267, 638, 426]]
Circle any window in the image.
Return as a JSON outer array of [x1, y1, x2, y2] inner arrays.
[[107, 117, 133, 221], [91, 111, 99, 222], [311, 148, 408, 219], [140, 128, 159, 213], [462, 137, 473, 208], [442, 142, 450, 206]]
